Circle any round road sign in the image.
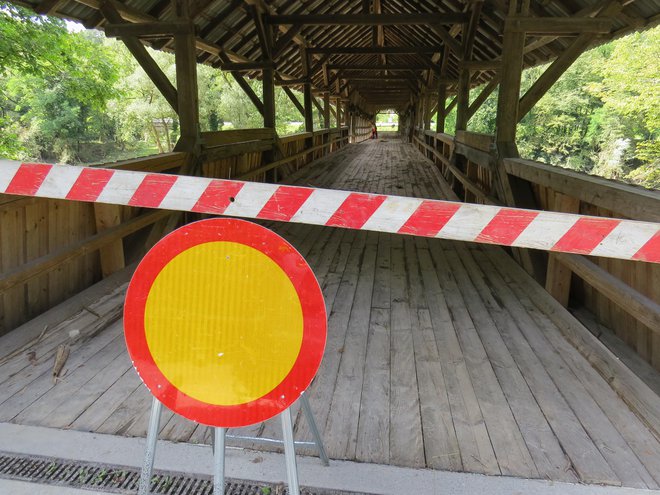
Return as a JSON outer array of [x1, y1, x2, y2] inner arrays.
[[124, 218, 327, 427]]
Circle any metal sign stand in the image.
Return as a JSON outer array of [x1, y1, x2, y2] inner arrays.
[[138, 392, 328, 495]]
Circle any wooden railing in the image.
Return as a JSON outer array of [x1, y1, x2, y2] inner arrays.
[[0, 127, 352, 335], [0, 151, 190, 334], [413, 127, 660, 372]]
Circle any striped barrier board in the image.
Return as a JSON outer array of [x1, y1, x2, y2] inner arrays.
[[0, 159, 658, 263]]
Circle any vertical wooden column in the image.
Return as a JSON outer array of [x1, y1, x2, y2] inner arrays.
[[323, 92, 330, 129], [494, 0, 544, 280], [300, 46, 314, 162], [301, 47, 314, 134], [173, 0, 200, 152], [261, 9, 275, 130], [546, 192, 580, 306], [455, 69, 470, 131], [336, 98, 343, 128], [94, 204, 125, 277], [262, 69, 275, 129], [436, 83, 447, 133]]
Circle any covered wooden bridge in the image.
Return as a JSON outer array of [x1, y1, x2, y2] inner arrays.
[[1, 0, 659, 493]]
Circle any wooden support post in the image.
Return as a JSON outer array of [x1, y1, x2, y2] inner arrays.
[[436, 45, 449, 134], [323, 92, 330, 129], [100, 2, 178, 112], [173, 0, 200, 152], [494, 0, 545, 281], [335, 98, 343, 128], [282, 86, 305, 117], [456, 1, 482, 131], [455, 68, 470, 131], [545, 192, 580, 306], [468, 76, 499, 120], [300, 46, 314, 161], [93, 204, 125, 278], [263, 69, 275, 129], [301, 47, 314, 133]]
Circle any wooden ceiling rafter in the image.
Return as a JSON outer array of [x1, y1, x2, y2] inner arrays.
[[15, 0, 659, 111]]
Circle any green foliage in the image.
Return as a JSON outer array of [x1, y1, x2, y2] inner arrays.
[[0, 5, 119, 161]]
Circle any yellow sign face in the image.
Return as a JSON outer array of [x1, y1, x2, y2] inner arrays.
[[143, 241, 304, 406]]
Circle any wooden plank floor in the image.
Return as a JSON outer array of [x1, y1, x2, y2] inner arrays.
[[1, 138, 660, 489]]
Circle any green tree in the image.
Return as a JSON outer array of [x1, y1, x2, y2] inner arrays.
[[1, 5, 119, 161]]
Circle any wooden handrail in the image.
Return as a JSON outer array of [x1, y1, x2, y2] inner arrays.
[[504, 157, 660, 222], [413, 135, 500, 205], [236, 135, 349, 181], [0, 209, 169, 292], [99, 152, 190, 172], [555, 253, 660, 333]]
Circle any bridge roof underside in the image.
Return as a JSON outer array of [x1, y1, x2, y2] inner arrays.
[[11, 0, 660, 111]]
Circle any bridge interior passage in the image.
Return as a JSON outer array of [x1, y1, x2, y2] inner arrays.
[[1, 0, 659, 492], [1, 139, 659, 490]]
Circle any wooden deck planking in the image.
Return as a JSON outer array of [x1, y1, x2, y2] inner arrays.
[[0, 139, 659, 488]]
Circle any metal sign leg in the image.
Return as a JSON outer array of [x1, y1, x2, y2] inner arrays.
[[213, 427, 226, 494], [300, 392, 329, 466], [281, 408, 300, 495], [138, 397, 163, 495]]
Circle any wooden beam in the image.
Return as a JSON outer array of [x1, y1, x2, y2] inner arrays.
[[308, 46, 440, 54], [323, 92, 331, 128], [217, 52, 264, 116], [555, 253, 660, 332], [104, 21, 194, 37], [272, 24, 304, 58], [173, 0, 200, 150], [455, 19, 476, 131], [494, 1, 544, 280], [341, 75, 417, 81], [505, 17, 613, 34], [463, 1, 483, 59], [460, 60, 501, 71], [312, 95, 324, 115], [263, 67, 276, 129], [282, 86, 305, 117], [429, 24, 462, 55], [329, 64, 439, 72], [503, 158, 660, 222], [456, 69, 470, 131], [322, 63, 330, 88], [100, 1, 178, 112], [545, 192, 580, 307], [467, 76, 499, 119], [495, 24, 525, 143], [301, 46, 314, 133], [35, 0, 65, 15], [249, 4, 272, 60], [0, 210, 167, 293], [518, 40, 594, 119], [265, 13, 468, 25], [78, 0, 251, 64], [93, 204, 125, 278], [517, 2, 622, 121], [217, 61, 275, 71], [275, 78, 306, 86]]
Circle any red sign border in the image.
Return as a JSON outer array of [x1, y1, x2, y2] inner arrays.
[[124, 218, 327, 427]]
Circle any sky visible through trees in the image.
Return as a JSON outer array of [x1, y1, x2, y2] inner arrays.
[[0, 3, 657, 189]]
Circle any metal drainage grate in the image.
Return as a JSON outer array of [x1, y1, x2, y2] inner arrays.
[[0, 452, 371, 495]]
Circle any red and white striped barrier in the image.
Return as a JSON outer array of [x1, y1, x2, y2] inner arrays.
[[1, 159, 658, 263]]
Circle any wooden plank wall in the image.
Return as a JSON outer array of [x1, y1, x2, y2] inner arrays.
[[0, 197, 98, 333], [0, 153, 189, 336], [413, 127, 660, 371], [534, 184, 660, 369], [0, 128, 355, 336]]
